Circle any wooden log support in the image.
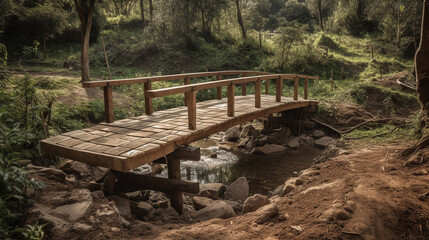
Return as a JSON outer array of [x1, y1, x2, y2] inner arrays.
[[265, 79, 269, 95], [103, 85, 114, 123], [186, 90, 197, 130], [227, 84, 235, 117], [167, 157, 183, 214], [167, 146, 200, 161], [255, 79, 261, 108], [216, 74, 222, 100], [294, 77, 299, 100], [304, 77, 308, 99], [276, 76, 283, 102], [184, 77, 191, 103], [144, 80, 153, 115], [242, 73, 247, 96]]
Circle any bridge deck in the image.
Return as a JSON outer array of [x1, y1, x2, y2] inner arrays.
[[41, 95, 318, 172]]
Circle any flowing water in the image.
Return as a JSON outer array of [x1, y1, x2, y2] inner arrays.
[[175, 139, 322, 195]]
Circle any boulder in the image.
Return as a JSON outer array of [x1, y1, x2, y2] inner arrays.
[[315, 136, 335, 149], [71, 223, 92, 232], [60, 160, 92, 175], [253, 203, 279, 224], [154, 207, 179, 222], [312, 130, 325, 139], [245, 139, 255, 150], [81, 181, 101, 192], [125, 191, 142, 201], [191, 201, 236, 221], [271, 184, 284, 197], [39, 168, 66, 183], [224, 177, 249, 203], [252, 144, 286, 154], [299, 134, 314, 144], [193, 196, 215, 210], [220, 200, 242, 213], [243, 194, 271, 213], [238, 138, 249, 148], [240, 124, 255, 138], [30, 203, 69, 233], [219, 144, 233, 151], [54, 189, 93, 221], [224, 126, 240, 141], [92, 166, 109, 183], [107, 195, 132, 221], [279, 127, 292, 139], [199, 183, 226, 199], [281, 184, 295, 196], [255, 136, 268, 146], [287, 138, 301, 149], [131, 201, 153, 217]]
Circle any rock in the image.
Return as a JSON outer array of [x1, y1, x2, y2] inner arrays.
[[335, 209, 350, 220], [279, 127, 292, 139], [60, 160, 91, 175], [131, 201, 153, 218], [91, 190, 105, 200], [315, 136, 335, 149], [125, 191, 142, 201], [245, 139, 255, 150], [240, 124, 255, 138], [255, 136, 268, 146], [30, 203, 69, 233], [295, 178, 304, 186], [253, 203, 279, 224], [243, 194, 271, 213], [158, 200, 169, 208], [418, 192, 429, 201], [154, 207, 179, 222], [72, 223, 92, 232], [191, 201, 236, 221], [133, 164, 152, 175], [151, 163, 164, 175], [39, 168, 66, 183], [287, 138, 301, 149], [382, 165, 397, 172], [193, 196, 215, 210], [199, 183, 227, 199], [92, 166, 109, 183], [252, 144, 286, 154], [238, 138, 249, 148], [209, 152, 218, 158], [271, 184, 284, 197], [219, 144, 233, 151], [224, 126, 240, 141], [54, 189, 93, 221], [220, 200, 242, 213], [81, 181, 101, 192], [224, 177, 249, 203], [282, 184, 295, 196], [299, 134, 314, 144], [107, 195, 132, 221], [413, 169, 428, 175], [405, 152, 428, 166], [313, 130, 325, 139]]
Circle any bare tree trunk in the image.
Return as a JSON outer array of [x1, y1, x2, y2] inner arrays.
[[396, 15, 401, 48], [75, 0, 96, 82], [149, 0, 153, 22], [317, 0, 324, 31], [235, 0, 246, 40], [140, 0, 145, 28]]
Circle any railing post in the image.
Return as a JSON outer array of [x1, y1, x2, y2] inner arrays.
[[276, 76, 283, 102], [185, 90, 197, 130], [227, 83, 234, 117], [184, 76, 191, 104], [144, 80, 153, 115], [304, 77, 308, 99], [103, 85, 114, 123], [294, 77, 299, 100], [265, 78, 269, 95], [241, 73, 247, 96], [255, 78, 261, 108], [216, 74, 222, 100]]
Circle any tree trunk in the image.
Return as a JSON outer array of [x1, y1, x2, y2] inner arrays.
[[140, 0, 145, 28], [259, 30, 262, 48], [75, 0, 96, 82], [235, 0, 246, 39], [149, 0, 153, 22], [402, 0, 429, 156], [317, 0, 324, 31]]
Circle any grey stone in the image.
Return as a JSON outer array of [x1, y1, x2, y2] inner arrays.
[[125, 191, 142, 201], [54, 200, 92, 221], [193, 196, 215, 210], [132, 201, 153, 217], [253, 203, 279, 224], [219, 144, 233, 151], [92, 166, 109, 183], [335, 209, 350, 220], [220, 200, 242, 213], [252, 144, 286, 154], [81, 181, 101, 192], [39, 168, 66, 183], [243, 194, 271, 213], [315, 136, 335, 149], [108, 195, 132, 221], [281, 184, 295, 196], [71, 223, 92, 232], [287, 138, 301, 149], [60, 160, 91, 175], [191, 201, 236, 221], [238, 138, 249, 148], [245, 139, 255, 150], [154, 207, 179, 222], [279, 127, 292, 138], [30, 203, 69, 233], [199, 183, 226, 199], [255, 136, 268, 146], [209, 152, 218, 158], [240, 124, 255, 138], [271, 184, 284, 197], [224, 177, 249, 203], [313, 130, 325, 139], [224, 126, 240, 141]]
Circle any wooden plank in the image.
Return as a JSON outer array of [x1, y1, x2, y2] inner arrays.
[[255, 79, 261, 108], [186, 91, 197, 130], [227, 84, 234, 117], [144, 80, 153, 115], [167, 157, 183, 214], [294, 77, 299, 100], [104, 86, 114, 123], [276, 76, 283, 102], [304, 77, 308, 99]]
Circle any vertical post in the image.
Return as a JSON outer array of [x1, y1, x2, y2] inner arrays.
[[255, 79, 261, 108], [294, 77, 299, 100], [184, 76, 191, 104], [227, 84, 234, 117], [216, 74, 222, 100], [276, 76, 283, 102], [241, 73, 247, 96], [186, 90, 197, 130], [167, 157, 183, 214], [265, 78, 269, 95], [304, 77, 308, 100], [104, 85, 114, 123], [144, 80, 153, 115]]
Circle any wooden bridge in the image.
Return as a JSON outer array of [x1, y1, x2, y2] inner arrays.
[[40, 70, 319, 213]]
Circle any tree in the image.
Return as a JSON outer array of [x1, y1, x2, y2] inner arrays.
[[275, 27, 303, 69], [234, 0, 246, 40], [139, 0, 145, 28], [75, 0, 96, 82], [317, 0, 324, 30], [248, 0, 270, 46]]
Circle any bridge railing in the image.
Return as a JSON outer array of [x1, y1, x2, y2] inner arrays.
[[82, 71, 318, 126]]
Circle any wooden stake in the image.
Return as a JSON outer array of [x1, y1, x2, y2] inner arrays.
[[216, 74, 222, 100], [255, 79, 261, 108], [304, 77, 308, 99], [103, 85, 114, 123], [167, 158, 183, 214], [144, 80, 153, 115], [265, 79, 269, 95], [101, 36, 111, 80], [186, 90, 197, 130], [294, 77, 299, 100], [276, 76, 283, 102], [227, 84, 234, 117], [242, 73, 247, 96], [184, 76, 191, 104]]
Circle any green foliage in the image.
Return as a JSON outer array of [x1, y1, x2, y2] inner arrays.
[[278, 1, 313, 26], [0, 43, 8, 87], [316, 34, 342, 52]]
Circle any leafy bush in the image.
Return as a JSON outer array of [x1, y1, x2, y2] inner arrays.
[[316, 34, 343, 52]]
